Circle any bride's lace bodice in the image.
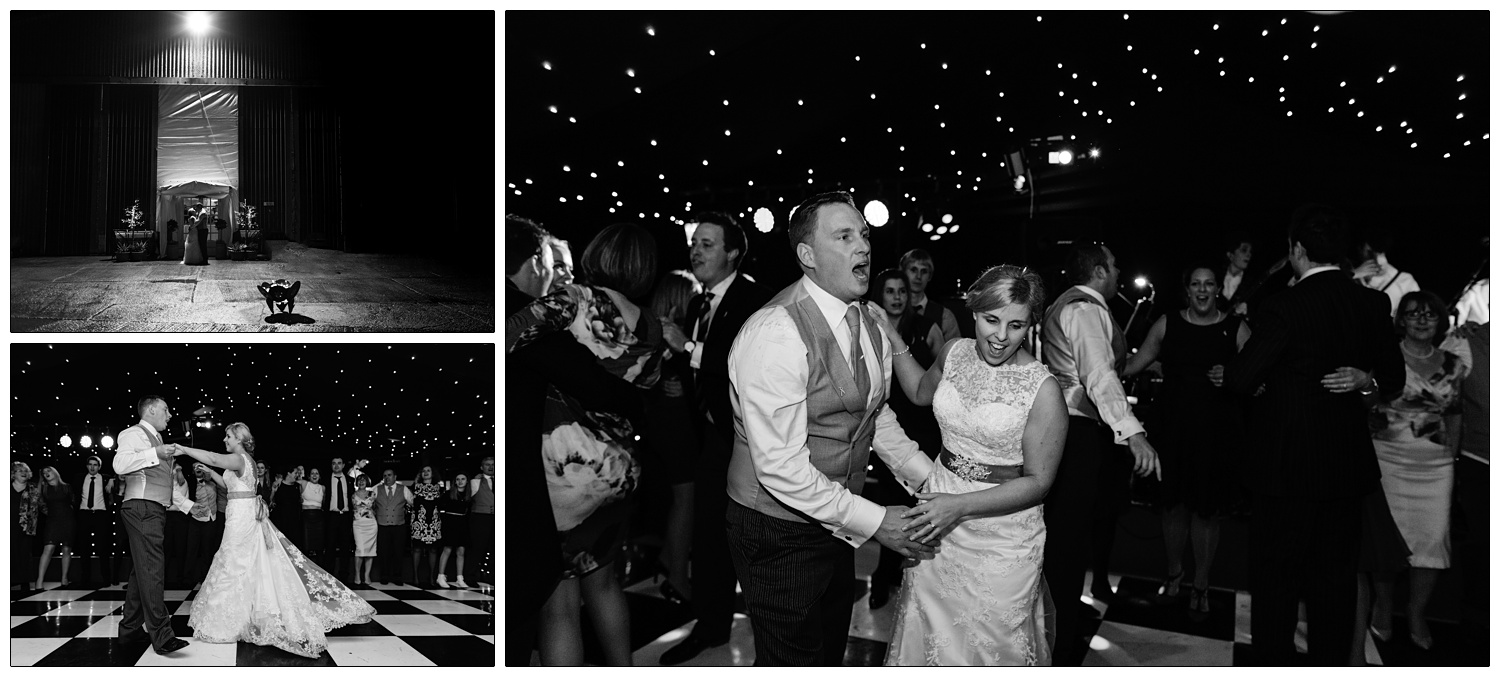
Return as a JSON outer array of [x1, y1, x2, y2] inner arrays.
[[225, 453, 255, 493], [931, 340, 1053, 467]]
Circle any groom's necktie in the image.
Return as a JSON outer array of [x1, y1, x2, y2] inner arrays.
[[845, 304, 870, 402]]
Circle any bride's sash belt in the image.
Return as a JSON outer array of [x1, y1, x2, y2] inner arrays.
[[939, 448, 1022, 484], [227, 490, 277, 550]]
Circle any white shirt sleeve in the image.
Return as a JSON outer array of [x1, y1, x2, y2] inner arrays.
[[112, 426, 160, 475], [171, 482, 195, 514], [1062, 303, 1146, 444], [730, 307, 888, 547]]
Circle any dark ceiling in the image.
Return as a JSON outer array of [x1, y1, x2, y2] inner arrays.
[[505, 10, 1489, 301]]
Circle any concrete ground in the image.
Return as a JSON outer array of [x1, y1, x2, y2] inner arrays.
[[11, 241, 494, 332]]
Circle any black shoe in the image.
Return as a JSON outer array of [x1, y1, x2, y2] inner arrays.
[[869, 583, 891, 610], [660, 634, 728, 666], [659, 580, 689, 605], [118, 631, 149, 645], [154, 637, 190, 655]]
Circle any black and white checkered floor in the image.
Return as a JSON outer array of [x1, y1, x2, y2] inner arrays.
[[11, 581, 494, 666], [563, 540, 1472, 667]]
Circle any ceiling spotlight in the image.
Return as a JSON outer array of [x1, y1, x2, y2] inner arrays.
[[921, 223, 935, 233], [941, 213, 954, 224], [101, 435, 115, 449], [60, 434, 72, 448], [936, 226, 949, 235], [185, 11, 211, 35], [1048, 150, 1075, 165], [863, 200, 890, 228], [1135, 277, 1149, 288], [1089, 148, 1100, 158], [753, 208, 775, 233], [80, 435, 93, 449]]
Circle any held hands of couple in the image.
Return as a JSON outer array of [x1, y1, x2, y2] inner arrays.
[[900, 492, 969, 545], [875, 505, 941, 561]]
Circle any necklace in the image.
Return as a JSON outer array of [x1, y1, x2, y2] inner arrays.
[[1184, 309, 1223, 326], [1400, 342, 1435, 359]]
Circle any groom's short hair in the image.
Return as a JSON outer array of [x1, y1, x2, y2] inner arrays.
[[137, 396, 165, 419]]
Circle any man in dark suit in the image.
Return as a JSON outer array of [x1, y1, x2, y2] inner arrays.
[[659, 211, 775, 665], [1224, 205, 1405, 665], [73, 456, 117, 587], [323, 457, 356, 582], [503, 215, 648, 665]]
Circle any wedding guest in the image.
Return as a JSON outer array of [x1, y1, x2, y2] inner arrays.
[[547, 237, 575, 295], [657, 213, 773, 666], [1125, 264, 1253, 616], [507, 221, 667, 666], [300, 467, 327, 567], [186, 463, 224, 590], [373, 468, 413, 585], [324, 457, 356, 582], [36, 466, 77, 588], [351, 474, 378, 585], [900, 248, 962, 342], [410, 465, 443, 588], [506, 215, 555, 303], [109, 473, 131, 585], [1040, 242, 1161, 665], [862, 267, 943, 609], [254, 460, 272, 505], [1363, 291, 1469, 650], [1352, 225, 1421, 317], [164, 465, 192, 588], [467, 457, 494, 587], [74, 456, 116, 588], [437, 472, 470, 589], [12, 462, 41, 591], [646, 269, 701, 607], [271, 464, 305, 550], [1217, 232, 1267, 317]]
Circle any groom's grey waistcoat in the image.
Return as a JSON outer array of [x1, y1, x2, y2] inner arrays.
[[726, 281, 885, 524], [121, 423, 173, 507]]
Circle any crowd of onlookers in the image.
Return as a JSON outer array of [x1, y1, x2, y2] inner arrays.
[[505, 202, 1487, 666], [11, 454, 496, 591]]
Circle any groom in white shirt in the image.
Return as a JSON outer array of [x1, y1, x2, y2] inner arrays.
[[112, 396, 190, 655], [725, 192, 937, 665]]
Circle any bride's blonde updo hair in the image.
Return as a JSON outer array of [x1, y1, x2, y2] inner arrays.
[[225, 422, 256, 454], [964, 264, 1047, 323]]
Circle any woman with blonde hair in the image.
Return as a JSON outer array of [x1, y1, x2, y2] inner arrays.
[[12, 462, 41, 591], [172, 422, 375, 658], [646, 269, 701, 604], [35, 466, 76, 589]]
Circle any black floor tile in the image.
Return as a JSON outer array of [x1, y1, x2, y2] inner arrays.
[[371, 587, 434, 599], [33, 637, 149, 667], [325, 618, 393, 637], [1099, 576, 1235, 641], [843, 636, 887, 667], [236, 641, 335, 667], [77, 590, 128, 601], [11, 601, 70, 616], [401, 635, 497, 666], [450, 597, 496, 614], [11, 614, 108, 638], [365, 600, 423, 615]]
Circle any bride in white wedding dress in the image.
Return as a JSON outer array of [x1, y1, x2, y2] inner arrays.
[[172, 423, 376, 658], [875, 265, 1068, 666]]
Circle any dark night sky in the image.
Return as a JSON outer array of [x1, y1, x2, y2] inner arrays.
[[10, 343, 495, 482], [504, 10, 1490, 307]]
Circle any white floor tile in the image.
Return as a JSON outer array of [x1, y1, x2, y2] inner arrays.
[[354, 590, 397, 601], [327, 636, 436, 666], [632, 614, 755, 667], [371, 614, 468, 636], [41, 600, 124, 617], [430, 589, 493, 601], [1234, 590, 1252, 644], [11, 616, 37, 628], [175, 599, 194, 616], [402, 599, 488, 615], [478, 635, 494, 644], [79, 615, 123, 637], [1083, 621, 1235, 667], [133, 637, 238, 666], [10, 638, 71, 666]]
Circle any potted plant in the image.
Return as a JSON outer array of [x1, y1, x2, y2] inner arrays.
[[114, 241, 131, 263], [234, 200, 262, 256], [229, 243, 250, 261], [126, 241, 146, 262]]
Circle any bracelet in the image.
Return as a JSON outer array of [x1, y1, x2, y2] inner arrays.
[[892, 345, 911, 357]]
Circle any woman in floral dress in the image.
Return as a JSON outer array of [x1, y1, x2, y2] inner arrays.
[[1363, 291, 1470, 650], [505, 222, 664, 666], [409, 465, 442, 588], [876, 265, 1069, 666]]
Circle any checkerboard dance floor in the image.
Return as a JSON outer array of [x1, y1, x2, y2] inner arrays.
[[12, 582, 494, 666]]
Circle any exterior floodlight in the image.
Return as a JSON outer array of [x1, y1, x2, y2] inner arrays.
[[941, 213, 954, 224], [863, 200, 889, 227], [936, 226, 949, 235], [186, 11, 211, 35], [921, 223, 935, 233], [754, 207, 775, 233]]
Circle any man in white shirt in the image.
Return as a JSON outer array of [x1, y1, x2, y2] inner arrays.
[[1039, 243, 1160, 665], [73, 456, 115, 587], [724, 191, 936, 666], [324, 457, 356, 583], [112, 396, 190, 655]]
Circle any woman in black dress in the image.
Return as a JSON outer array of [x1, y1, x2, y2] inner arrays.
[[646, 269, 701, 604], [35, 466, 76, 588], [12, 462, 41, 591], [437, 472, 470, 589], [271, 464, 305, 550], [1125, 264, 1251, 617]]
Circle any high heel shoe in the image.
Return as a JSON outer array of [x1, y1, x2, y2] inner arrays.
[[1368, 625, 1393, 643], [1188, 586, 1210, 617], [1408, 620, 1434, 650], [1157, 570, 1185, 599]]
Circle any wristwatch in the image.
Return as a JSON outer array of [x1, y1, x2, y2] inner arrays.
[[1358, 376, 1379, 396], [681, 340, 697, 354]]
